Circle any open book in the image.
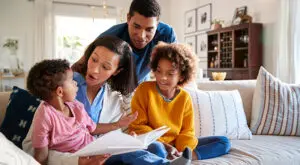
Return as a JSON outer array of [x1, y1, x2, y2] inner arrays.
[[72, 125, 170, 157]]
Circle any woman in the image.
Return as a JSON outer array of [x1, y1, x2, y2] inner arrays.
[[23, 36, 191, 165]]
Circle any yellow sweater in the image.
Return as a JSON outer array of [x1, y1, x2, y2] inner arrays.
[[129, 81, 198, 151]]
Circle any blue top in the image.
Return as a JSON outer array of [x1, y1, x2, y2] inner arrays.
[[73, 72, 105, 123], [99, 22, 177, 83]]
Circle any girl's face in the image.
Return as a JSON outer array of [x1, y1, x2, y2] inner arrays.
[[62, 69, 78, 102], [154, 58, 183, 93], [86, 46, 120, 87]]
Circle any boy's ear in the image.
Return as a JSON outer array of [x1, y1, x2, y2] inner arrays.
[[56, 86, 64, 97], [113, 68, 123, 76]]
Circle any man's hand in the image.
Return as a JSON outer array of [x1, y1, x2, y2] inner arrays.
[[117, 111, 138, 128], [78, 154, 111, 165]]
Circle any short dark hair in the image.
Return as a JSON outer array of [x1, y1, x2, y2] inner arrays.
[[27, 59, 70, 101], [129, 0, 161, 19], [78, 36, 137, 96], [150, 43, 198, 86]]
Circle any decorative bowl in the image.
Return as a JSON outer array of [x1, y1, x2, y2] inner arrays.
[[212, 72, 226, 81]]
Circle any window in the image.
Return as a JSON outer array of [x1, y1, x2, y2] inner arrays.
[[55, 16, 116, 64]]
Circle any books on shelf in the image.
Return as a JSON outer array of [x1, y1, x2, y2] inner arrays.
[[72, 125, 170, 157]]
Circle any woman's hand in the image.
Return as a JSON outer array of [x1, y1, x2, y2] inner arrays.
[[78, 154, 111, 165], [163, 143, 181, 160], [117, 111, 138, 128]]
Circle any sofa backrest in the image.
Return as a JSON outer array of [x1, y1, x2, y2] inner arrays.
[[197, 80, 257, 126], [0, 92, 10, 126]]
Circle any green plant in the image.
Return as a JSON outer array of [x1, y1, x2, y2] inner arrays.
[[211, 19, 224, 25], [63, 36, 82, 49], [2, 39, 18, 51]]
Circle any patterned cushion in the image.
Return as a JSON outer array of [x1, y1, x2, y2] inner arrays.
[[251, 67, 300, 136], [0, 86, 40, 148], [186, 88, 252, 140]]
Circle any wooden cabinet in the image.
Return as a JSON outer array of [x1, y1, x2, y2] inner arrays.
[[0, 73, 25, 92], [207, 23, 263, 80]]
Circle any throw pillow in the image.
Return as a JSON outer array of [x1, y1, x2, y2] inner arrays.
[[186, 88, 252, 140], [0, 86, 40, 148], [251, 67, 300, 136]]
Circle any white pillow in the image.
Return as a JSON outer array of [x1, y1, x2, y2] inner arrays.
[[186, 88, 252, 140], [251, 67, 300, 136], [0, 133, 39, 165]]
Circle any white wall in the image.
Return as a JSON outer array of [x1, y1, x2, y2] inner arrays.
[[167, 0, 279, 74]]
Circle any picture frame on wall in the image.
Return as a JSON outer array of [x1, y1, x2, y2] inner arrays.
[[184, 9, 196, 34], [197, 3, 212, 32], [232, 6, 247, 25], [197, 33, 207, 58], [184, 36, 196, 53]]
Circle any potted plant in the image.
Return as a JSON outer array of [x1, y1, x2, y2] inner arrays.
[[2, 38, 18, 55], [211, 19, 224, 30]]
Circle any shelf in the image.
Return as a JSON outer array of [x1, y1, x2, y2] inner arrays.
[[235, 47, 248, 51], [206, 23, 263, 80]]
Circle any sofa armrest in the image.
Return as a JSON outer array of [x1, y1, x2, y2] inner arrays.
[[0, 92, 11, 126]]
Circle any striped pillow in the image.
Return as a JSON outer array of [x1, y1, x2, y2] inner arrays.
[[251, 67, 300, 136], [186, 88, 252, 140]]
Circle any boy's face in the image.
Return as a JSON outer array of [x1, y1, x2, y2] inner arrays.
[[61, 69, 78, 102], [127, 12, 158, 50], [154, 58, 183, 94]]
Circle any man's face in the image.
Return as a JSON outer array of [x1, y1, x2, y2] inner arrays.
[[127, 12, 158, 50]]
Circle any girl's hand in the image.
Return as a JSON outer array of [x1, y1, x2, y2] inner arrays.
[[78, 154, 111, 165], [163, 143, 181, 160], [129, 131, 137, 138], [117, 111, 138, 128]]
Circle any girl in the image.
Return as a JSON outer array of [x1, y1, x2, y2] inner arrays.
[[129, 42, 231, 161]]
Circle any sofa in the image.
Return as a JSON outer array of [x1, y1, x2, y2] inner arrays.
[[1, 80, 300, 165]]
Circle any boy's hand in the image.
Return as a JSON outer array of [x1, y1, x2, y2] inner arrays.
[[78, 154, 111, 165], [117, 111, 138, 128]]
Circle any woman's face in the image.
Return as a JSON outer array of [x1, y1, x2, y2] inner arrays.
[[86, 46, 120, 87]]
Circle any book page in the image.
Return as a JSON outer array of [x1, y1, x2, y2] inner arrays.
[[72, 130, 144, 157], [136, 126, 170, 146]]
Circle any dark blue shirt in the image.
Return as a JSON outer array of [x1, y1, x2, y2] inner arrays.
[[99, 22, 177, 83]]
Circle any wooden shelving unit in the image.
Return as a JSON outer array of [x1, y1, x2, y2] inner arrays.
[[206, 23, 263, 80]]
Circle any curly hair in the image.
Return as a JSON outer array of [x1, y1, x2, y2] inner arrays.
[[129, 0, 161, 19], [27, 59, 70, 101], [150, 42, 198, 86]]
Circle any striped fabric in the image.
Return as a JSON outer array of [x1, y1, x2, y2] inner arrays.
[[185, 88, 252, 140], [251, 67, 300, 136]]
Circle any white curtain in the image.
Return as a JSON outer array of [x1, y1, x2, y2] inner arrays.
[[275, 0, 300, 84], [33, 0, 54, 63]]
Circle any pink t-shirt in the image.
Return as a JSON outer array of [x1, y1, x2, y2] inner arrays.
[[31, 100, 96, 153]]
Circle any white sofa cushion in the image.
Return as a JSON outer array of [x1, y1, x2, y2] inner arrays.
[[185, 88, 252, 139], [197, 80, 256, 126], [0, 132, 39, 165], [251, 67, 300, 136]]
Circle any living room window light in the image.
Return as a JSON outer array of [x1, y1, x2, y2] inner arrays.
[[54, 15, 116, 64]]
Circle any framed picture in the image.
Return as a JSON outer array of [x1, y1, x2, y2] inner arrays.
[[197, 33, 207, 57], [232, 6, 247, 25], [184, 9, 196, 34], [197, 3, 212, 32], [184, 36, 196, 53]]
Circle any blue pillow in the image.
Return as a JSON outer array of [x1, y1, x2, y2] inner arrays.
[[0, 86, 40, 148]]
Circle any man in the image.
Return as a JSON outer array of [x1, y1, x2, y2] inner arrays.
[[99, 0, 177, 83]]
